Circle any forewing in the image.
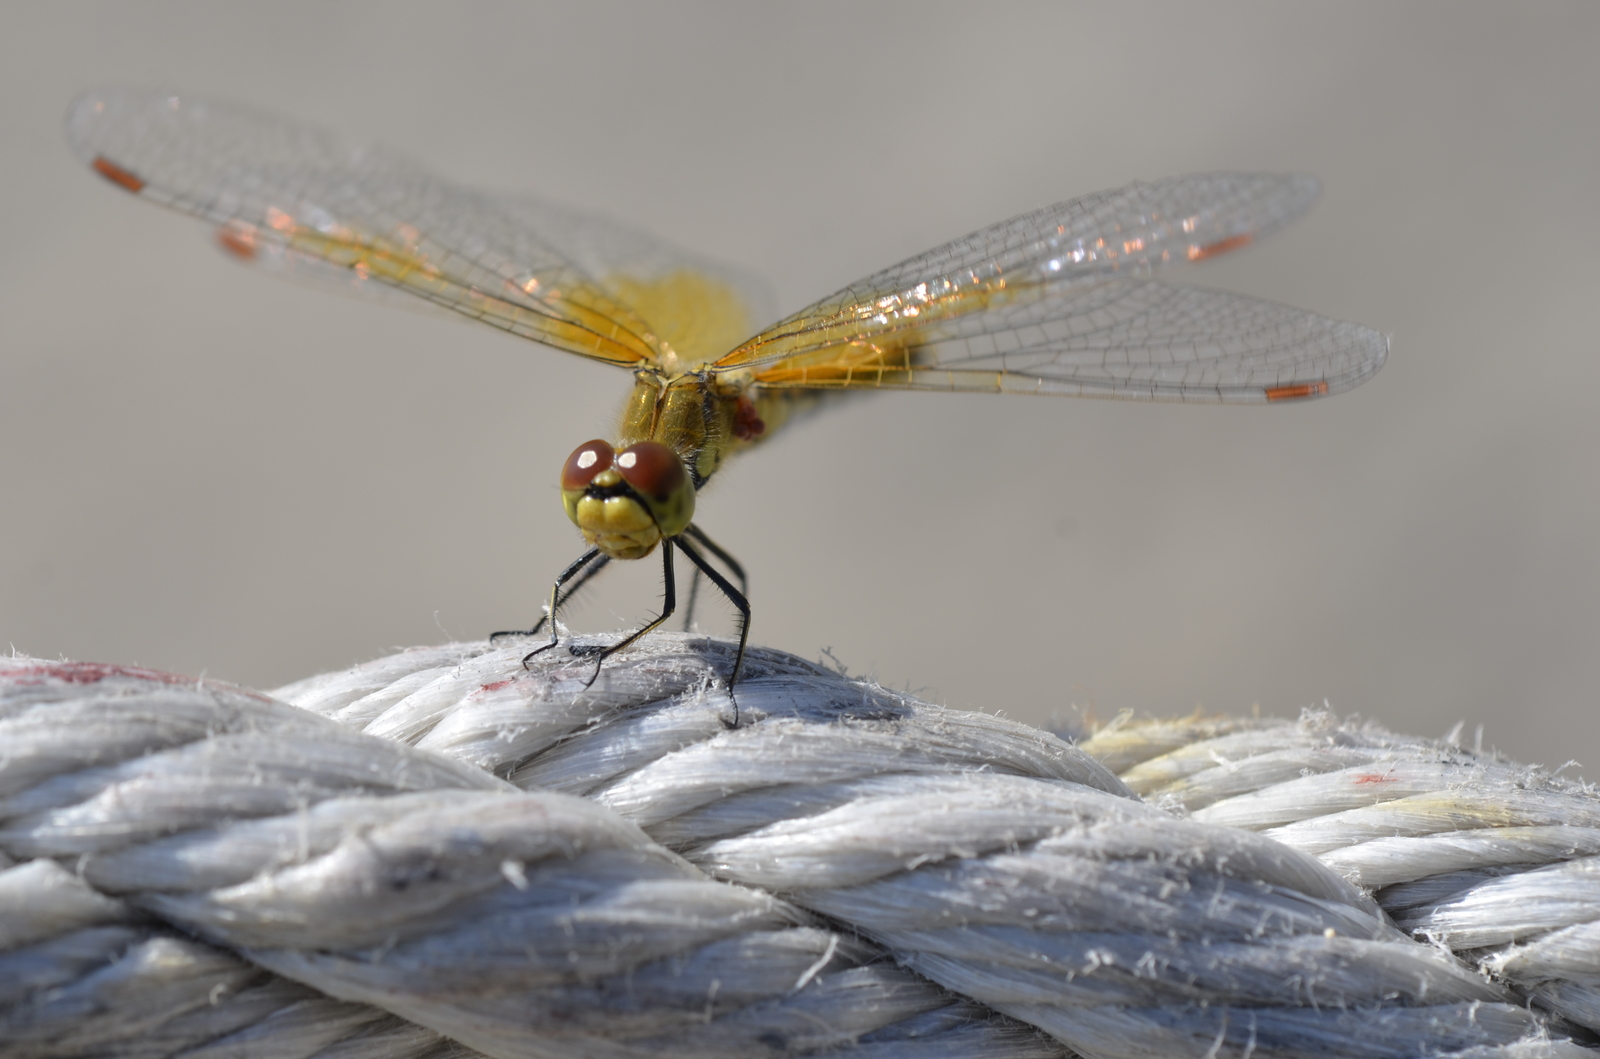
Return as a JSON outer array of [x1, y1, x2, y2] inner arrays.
[[715, 172, 1386, 403], [67, 89, 767, 368], [498, 195, 774, 366], [747, 277, 1386, 402]]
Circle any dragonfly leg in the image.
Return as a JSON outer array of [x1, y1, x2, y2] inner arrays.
[[681, 563, 703, 631], [677, 523, 748, 650], [490, 549, 612, 644], [676, 534, 750, 725], [683, 523, 749, 596], [495, 547, 606, 668], [573, 539, 677, 685]]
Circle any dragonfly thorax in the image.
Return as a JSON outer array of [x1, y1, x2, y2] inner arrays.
[[618, 371, 765, 490], [560, 439, 695, 560]]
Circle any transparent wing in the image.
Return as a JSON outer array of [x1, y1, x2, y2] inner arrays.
[[744, 277, 1386, 403], [715, 173, 1386, 403], [66, 89, 771, 369], [495, 195, 773, 366]]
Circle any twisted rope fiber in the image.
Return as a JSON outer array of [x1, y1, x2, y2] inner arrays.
[[0, 636, 1593, 1058]]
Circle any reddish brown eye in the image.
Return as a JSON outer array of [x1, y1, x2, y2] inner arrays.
[[561, 439, 614, 491], [614, 442, 687, 502]]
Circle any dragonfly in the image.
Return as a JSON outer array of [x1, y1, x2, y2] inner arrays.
[[67, 89, 1387, 698]]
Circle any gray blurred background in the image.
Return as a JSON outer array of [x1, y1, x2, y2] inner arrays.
[[3, 2, 1597, 769]]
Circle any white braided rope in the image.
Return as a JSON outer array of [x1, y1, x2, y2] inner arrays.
[[2, 635, 1596, 1058], [1077, 711, 1600, 1039]]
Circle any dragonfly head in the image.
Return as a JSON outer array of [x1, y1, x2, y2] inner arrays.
[[560, 439, 695, 560]]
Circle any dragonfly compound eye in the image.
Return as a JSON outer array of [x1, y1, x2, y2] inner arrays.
[[616, 442, 695, 538], [615, 442, 686, 503], [560, 439, 615, 492]]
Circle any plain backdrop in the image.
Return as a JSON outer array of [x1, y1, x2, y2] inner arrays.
[[3, 2, 1597, 770]]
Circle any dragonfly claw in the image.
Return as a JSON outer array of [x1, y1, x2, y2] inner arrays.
[[522, 639, 561, 669]]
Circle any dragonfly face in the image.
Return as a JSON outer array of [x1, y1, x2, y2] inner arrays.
[[66, 88, 1388, 697], [561, 438, 694, 560]]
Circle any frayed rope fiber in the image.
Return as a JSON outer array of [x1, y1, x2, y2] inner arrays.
[[3, 633, 1598, 1058]]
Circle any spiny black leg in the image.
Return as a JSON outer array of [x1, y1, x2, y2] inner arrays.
[[684, 523, 748, 597], [676, 535, 750, 725], [501, 546, 604, 668], [681, 564, 703, 631], [542, 550, 611, 631], [490, 550, 611, 643], [678, 522, 745, 643], [576, 538, 677, 687]]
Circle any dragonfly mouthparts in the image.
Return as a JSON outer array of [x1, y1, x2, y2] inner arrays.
[[585, 479, 639, 501]]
